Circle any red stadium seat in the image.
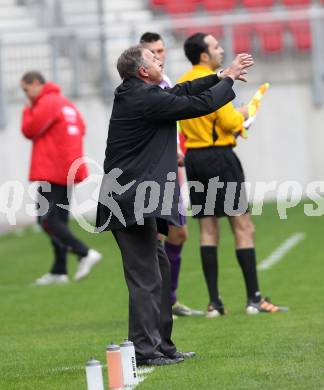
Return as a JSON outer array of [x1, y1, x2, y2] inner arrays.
[[242, 0, 274, 8], [255, 22, 285, 53], [149, 0, 168, 6], [233, 24, 253, 53], [164, 0, 198, 14], [288, 20, 312, 51], [202, 0, 236, 11], [282, 0, 310, 6]]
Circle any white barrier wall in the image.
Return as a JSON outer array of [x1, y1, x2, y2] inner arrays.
[[237, 82, 321, 183], [0, 80, 324, 229]]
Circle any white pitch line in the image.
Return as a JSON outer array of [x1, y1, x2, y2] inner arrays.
[[258, 232, 306, 271], [135, 367, 155, 388]]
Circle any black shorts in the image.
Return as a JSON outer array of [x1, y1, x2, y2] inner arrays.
[[185, 146, 248, 218]]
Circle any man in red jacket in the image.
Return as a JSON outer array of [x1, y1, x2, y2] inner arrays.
[[21, 71, 102, 285]]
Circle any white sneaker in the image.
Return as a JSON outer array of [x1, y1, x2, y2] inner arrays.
[[34, 273, 69, 286], [74, 249, 102, 281]]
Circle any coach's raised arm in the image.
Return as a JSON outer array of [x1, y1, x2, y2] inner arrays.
[[144, 53, 254, 122]]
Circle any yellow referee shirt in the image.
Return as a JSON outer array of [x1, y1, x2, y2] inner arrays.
[[177, 65, 244, 149]]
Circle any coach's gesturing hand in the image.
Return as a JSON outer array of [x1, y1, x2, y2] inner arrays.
[[219, 53, 254, 82]]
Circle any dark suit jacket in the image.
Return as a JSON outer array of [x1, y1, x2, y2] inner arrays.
[[96, 74, 235, 233]]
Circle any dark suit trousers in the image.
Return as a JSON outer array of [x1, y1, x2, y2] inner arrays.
[[113, 217, 177, 360]]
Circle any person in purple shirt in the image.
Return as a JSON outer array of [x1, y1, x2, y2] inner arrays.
[[140, 32, 204, 318]]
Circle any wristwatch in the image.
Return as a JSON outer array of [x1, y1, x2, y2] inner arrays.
[[216, 68, 224, 79]]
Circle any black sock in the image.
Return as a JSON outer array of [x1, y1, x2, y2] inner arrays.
[[200, 246, 221, 305], [236, 248, 261, 302]]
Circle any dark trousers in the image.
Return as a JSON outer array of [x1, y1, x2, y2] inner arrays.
[[113, 218, 177, 360], [37, 183, 88, 274]]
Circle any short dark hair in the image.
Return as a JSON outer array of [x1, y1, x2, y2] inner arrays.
[[117, 45, 147, 80], [21, 71, 46, 84], [140, 32, 163, 44], [184, 32, 209, 65]]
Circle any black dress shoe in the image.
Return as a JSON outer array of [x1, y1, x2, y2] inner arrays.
[[168, 351, 196, 359], [137, 356, 184, 366]]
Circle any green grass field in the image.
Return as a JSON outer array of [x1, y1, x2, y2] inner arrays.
[[1, 202, 324, 389]]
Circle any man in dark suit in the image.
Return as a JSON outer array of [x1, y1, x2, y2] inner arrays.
[[96, 46, 253, 366]]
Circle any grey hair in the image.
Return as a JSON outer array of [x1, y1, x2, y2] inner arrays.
[[117, 45, 148, 80]]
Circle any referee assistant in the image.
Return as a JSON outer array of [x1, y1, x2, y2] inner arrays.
[[178, 33, 285, 317]]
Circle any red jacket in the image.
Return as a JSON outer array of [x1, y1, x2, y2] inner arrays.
[[21, 83, 88, 185]]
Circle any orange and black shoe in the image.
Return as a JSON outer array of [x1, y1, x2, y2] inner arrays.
[[246, 297, 289, 314], [206, 300, 227, 318]]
